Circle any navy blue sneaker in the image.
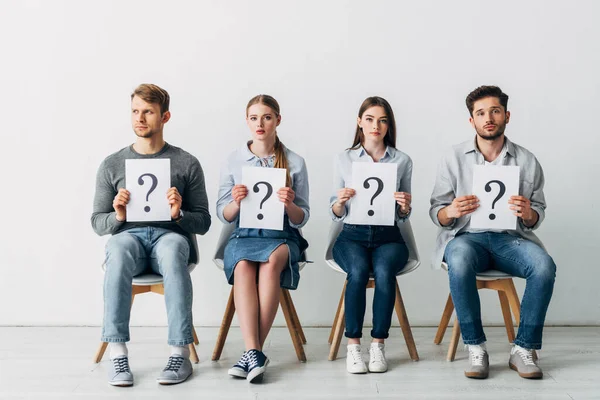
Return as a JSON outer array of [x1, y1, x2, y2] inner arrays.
[[246, 349, 269, 383], [228, 351, 249, 378]]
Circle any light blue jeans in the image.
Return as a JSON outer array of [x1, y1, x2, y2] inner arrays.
[[101, 227, 194, 346], [444, 232, 556, 350]]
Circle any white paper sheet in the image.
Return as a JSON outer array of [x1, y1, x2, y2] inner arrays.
[[125, 159, 171, 222], [471, 165, 520, 230], [345, 162, 397, 226], [239, 167, 286, 230]]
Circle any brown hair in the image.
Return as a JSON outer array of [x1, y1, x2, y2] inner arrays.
[[466, 85, 509, 116], [246, 94, 292, 187], [131, 83, 170, 115], [350, 96, 397, 150]]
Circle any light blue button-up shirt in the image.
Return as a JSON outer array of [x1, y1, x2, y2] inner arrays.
[[429, 136, 547, 269], [329, 146, 413, 224], [217, 141, 310, 228]]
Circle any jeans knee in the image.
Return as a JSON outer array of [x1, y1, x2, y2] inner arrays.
[[530, 256, 556, 286], [157, 234, 190, 266], [346, 268, 370, 288], [105, 234, 140, 274], [373, 270, 396, 290]]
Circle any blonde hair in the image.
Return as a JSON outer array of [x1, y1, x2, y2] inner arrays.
[[246, 95, 291, 187]]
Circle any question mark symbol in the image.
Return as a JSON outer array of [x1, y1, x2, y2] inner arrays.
[[363, 177, 384, 216], [138, 173, 158, 212], [253, 181, 273, 220], [485, 180, 506, 220]]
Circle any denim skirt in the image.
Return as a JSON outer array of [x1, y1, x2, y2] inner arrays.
[[223, 218, 308, 290]]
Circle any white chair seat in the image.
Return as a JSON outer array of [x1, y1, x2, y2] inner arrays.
[[101, 263, 197, 286], [441, 262, 514, 281]]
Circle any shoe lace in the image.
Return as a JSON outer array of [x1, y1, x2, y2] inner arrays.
[[467, 345, 485, 366], [348, 346, 364, 364], [163, 356, 185, 372], [246, 350, 259, 370], [113, 357, 130, 374], [515, 347, 536, 366], [370, 346, 384, 363], [235, 352, 248, 368]]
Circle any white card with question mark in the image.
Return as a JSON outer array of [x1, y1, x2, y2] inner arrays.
[[345, 162, 397, 226], [239, 166, 286, 231], [125, 159, 171, 222], [471, 165, 519, 230]]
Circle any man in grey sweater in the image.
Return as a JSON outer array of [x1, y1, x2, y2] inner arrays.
[[91, 84, 211, 386], [430, 86, 556, 380]]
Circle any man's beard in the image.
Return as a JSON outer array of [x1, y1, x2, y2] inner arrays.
[[476, 124, 505, 141]]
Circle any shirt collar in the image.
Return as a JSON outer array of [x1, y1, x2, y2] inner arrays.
[[242, 140, 276, 161], [464, 136, 515, 157], [352, 145, 394, 160]]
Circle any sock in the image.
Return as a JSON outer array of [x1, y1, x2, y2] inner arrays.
[[171, 345, 190, 359], [468, 342, 487, 351], [109, 342, 128, 359], [371, 342, 385, 349]]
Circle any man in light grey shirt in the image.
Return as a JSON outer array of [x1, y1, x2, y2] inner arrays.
[[429, 86, 556, 380], [91, 84, 211, 387]]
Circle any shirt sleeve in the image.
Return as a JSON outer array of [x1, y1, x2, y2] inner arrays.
[[395, 157, 413, 223], [329, 154, 348, 221], [177, 157, 211, 235], [429, 155, 457, 229], [289, 158, 310, 228], [520, 156, 546, 231], [216, 157, 236, 224], [90, 160, 125, 236]]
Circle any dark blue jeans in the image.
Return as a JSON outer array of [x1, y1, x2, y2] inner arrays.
[[332, 224, 409, 339], [444, 232, 556, 350]]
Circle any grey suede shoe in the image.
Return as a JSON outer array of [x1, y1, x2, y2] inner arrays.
[[464, 345, 489, 379], [509, 345, 543, 379], [108, 356, 133, 387], [157, 356, 193, 385]]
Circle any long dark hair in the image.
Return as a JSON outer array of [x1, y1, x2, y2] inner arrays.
[[350, 96, 397, 149]]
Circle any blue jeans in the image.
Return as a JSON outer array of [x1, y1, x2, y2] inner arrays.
[[332, 224, 409, 339], [444, 232, 556, 350], [101, 227, 194, 346]]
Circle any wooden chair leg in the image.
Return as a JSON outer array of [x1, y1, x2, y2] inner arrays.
[[498, 290, 516, 343], [329, 282, 345, 345], [280, 289, 307, 362], [284, 289, 307, 345], [189, 342, 199, 364], [328, 288, 346, 361], [212, 287, 236, 361], [434, 294, 455, 345], [447, 318, 461, 361], [394, 281, 419, 361], [504, 279, 521, 327], [192, 326, 199, 345], [94, 342, 108, 363]]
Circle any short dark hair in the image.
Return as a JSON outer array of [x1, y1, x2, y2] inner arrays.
[[466, 85, 509, 116], [131, 83, 170, 114]]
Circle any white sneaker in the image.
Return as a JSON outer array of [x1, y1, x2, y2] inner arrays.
[[346, 344, 368, 374], [368, 343, 388, 373]]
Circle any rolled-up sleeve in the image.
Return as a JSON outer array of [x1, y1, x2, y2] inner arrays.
[[329, 155, 348, 221], [520, 157, 546, 231], [216, 159, 236, 224], [289, 158, 310, 228], [429, 156, 457, 229]]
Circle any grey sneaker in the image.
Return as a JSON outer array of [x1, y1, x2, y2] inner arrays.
[[464, 344, 489, 379], [157, 356, 193, 385], [228, 351, 249, 378], [108, 356, 133, 387], [509, 345, 543, 379]]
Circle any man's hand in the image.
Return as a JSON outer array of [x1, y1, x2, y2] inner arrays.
[[509, 195, 538, 227], [438, 195, 479, 226], [113, 188, 130, 222], [168, 187, 183, 220]]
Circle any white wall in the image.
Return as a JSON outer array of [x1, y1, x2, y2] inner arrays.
[[1, 0, 598, 327]]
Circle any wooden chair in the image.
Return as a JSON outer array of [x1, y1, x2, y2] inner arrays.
[[211, 223, 308, 363], [93, 263, 200, 364], [325, 219, 420, 362], [433, 264, 521, 361]]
